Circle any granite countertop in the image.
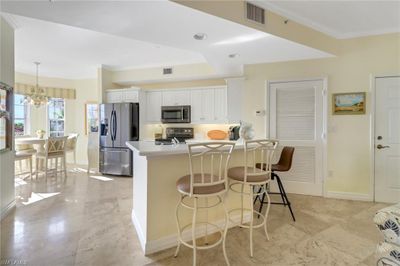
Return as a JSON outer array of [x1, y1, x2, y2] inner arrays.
[[126, 140, 244, 157]]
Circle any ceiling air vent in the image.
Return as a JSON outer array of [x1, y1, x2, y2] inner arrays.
[[246, 2, 265, 24], [163, 67, 173, 75]]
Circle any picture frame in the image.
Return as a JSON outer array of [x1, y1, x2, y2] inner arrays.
[[85, 102, 99, 135], [332, 92, 366, 115], [0, 81, 14, 152]]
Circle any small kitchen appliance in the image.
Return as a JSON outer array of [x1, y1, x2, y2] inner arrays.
[[161, 105, 191, 123], [228, 126, 240, 141]]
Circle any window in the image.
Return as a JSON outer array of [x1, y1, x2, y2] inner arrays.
[[14, 94, 29, 136], [48, 98, 65, 137]]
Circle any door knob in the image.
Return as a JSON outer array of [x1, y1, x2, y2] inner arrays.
[[377, 144, 390, 149]]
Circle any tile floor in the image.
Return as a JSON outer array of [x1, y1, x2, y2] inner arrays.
[[1, 166, 386, 266]]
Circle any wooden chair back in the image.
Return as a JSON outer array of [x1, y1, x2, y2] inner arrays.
[[45, 136, 68, 155]]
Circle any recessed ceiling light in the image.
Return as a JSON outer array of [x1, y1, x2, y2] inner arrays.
[[193, 33, 207, 41], [228, 53, 239, 58]]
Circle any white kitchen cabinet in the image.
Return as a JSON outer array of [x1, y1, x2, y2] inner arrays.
[[162, 90, 190, 106], [123, 90, 139, 102], [106, 91, 123, 103], [202, 89, 215, 122], [145, 91, 162, 123], [143, 81, 242, 124], [190, 89, 203, 123], [225, 78, 244, 123], [190, 88, 215, 123], [214, 87, 227, 122], [106, 88, 140, 103]]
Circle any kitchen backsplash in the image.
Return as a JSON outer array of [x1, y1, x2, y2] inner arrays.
[[143, 124, 238, 140]]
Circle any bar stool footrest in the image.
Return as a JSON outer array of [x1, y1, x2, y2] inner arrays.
[[177, 222, 224, 250], [228, 208, 267, 229]]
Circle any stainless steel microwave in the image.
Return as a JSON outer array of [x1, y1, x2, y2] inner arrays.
[[161, 105, 191, 123]]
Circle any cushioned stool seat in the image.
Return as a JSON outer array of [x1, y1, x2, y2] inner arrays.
[[176, 174, 225, 195], [227, 167, 269, 183]]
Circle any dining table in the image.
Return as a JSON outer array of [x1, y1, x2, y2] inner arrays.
[[15, 137, 46, 153]]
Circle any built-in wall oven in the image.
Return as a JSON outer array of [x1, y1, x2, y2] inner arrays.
[[161, 105, 191, 123]]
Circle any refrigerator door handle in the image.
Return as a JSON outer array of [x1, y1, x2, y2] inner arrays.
[[110, 110, 115, 141], [113, 109, 117, 142]]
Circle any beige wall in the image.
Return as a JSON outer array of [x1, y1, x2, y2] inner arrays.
[[111, 63, 217, 86], [0, 17, 15, 218], [139, 78, 226, 90], [15, 73, 99, 165], [243, 33, 400, 195]]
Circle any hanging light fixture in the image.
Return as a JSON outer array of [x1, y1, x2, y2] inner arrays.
[[24, 62, 48, 108]]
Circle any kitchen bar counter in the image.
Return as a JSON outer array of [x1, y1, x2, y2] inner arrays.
[[126, 140, 250, 255], [126, 139, 244, 157]]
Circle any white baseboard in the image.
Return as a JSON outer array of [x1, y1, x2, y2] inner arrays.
[[1, 200, 16, 221], [326, 191, 372, 201], [131, 210, 147, 252], [141, 212, 251, 255]]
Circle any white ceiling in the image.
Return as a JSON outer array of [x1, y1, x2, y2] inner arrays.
[[6, 14, 205, 79], [253, 1, 400, 39], [1, 0, 332, 79]]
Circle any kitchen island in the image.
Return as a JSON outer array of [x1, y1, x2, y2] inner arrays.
[[126, 140, 251, 255]]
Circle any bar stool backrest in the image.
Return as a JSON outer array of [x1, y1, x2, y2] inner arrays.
[[187, 142, 236, 196], [45, 136, 68, 155], [244, 139, 278, 183]]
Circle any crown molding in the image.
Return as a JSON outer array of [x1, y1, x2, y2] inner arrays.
[[255, 1, 400, 39]]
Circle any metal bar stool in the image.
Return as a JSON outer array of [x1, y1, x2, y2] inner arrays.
[[254, 146, 296, 221], [174, 142, 235, 266], [227, 139, 278, 257]]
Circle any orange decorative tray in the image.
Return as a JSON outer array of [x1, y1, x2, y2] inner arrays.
[[207, 130, 228, 140]]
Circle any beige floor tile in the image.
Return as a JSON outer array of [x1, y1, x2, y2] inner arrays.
[[1, 165, 384, 265]]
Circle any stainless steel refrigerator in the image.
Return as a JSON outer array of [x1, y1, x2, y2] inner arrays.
[[99, 103, 139, 176]]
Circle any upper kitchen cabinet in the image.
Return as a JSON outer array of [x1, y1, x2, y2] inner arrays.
[[106, 88, 140, 103], [214, 87, 227, 123], [225, 77, 244, 123], [145, 91, 162, 123], [162, 90, 190, 106], [190, 89, 203, 123], [142, 79, 243, 124], [190, 88, 215, 123]]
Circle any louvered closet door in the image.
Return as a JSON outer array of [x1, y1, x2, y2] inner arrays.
[[269, 79, 324, 196]]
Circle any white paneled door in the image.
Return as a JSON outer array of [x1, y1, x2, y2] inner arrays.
[[269, 79, 326, 196], [375, 76, 400, 203]]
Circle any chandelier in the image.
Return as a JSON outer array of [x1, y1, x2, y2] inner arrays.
[[24, 62, 48, 108]]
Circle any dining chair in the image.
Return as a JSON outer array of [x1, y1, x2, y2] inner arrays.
[[66, 133, 79, 165], [227, 139, 278, 257], [15, 150, 35, 180], [174, 142, 236, 266], [15, 141, 36, 180], [36, 136, 68, 180]]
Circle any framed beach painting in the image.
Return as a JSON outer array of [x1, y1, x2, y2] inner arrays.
[[332, 92, 366, 115]]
